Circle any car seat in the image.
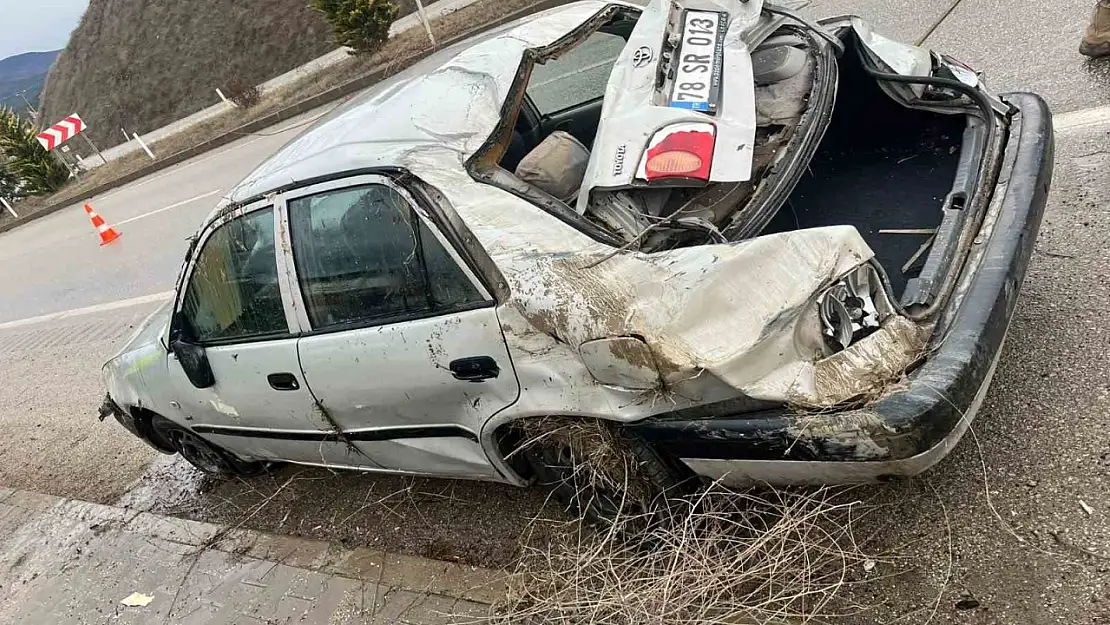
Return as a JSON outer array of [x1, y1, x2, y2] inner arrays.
[[513, 131, 591, 204]]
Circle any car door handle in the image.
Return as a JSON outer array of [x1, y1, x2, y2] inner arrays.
[[449, 356, 500, 382], [267, 373, 301, 391]]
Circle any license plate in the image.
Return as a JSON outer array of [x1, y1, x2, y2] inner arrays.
[[670, 10, 727, 114]]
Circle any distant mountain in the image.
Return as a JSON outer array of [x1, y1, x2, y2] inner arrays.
[[0, 50, 61, 118]]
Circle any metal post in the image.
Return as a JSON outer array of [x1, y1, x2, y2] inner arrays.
[[413, 0, 437, 46], [0, 197, 18, 219], [81, 133, 109, 166], [133, 133, 156, 160], [54, 147, 79, 179], [216, 88, 235, 107], [16, 91, 36, 117], [122, 128, 131, 143]]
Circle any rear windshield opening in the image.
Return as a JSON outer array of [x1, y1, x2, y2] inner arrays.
[[499, 13, 639, 176]]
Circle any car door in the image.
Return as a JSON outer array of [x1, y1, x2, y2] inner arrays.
[[284, 175, 519, 479], [167, 203, 383, 469]]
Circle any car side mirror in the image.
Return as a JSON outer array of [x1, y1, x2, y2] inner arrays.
[[171, 338, 215, 389]]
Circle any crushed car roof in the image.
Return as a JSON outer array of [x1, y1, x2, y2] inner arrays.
[[226, 1, 610, 207]]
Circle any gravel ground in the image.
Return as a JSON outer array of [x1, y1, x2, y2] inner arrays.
[[116, 455, 555, 569], [0, 305, 159, 502]]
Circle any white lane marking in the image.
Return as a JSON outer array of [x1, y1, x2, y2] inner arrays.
[[1054, 104, 1110, 133], [114, 189, 224, 227], [0, 291, 174, 331]]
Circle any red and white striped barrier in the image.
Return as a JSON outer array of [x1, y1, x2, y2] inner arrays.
[[36, 114, 87, 152]]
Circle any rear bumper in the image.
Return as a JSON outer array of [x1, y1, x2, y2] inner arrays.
[[628, 92, 1054, 484]]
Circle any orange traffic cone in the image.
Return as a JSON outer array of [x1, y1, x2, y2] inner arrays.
[[84, 203, 121, 246]]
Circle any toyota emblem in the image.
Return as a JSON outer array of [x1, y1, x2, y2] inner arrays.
[[632, 46, 654, 68]]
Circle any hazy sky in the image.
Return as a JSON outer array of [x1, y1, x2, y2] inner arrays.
[[0, 0, 90, 60]]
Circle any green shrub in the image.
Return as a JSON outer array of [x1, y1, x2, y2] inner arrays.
[[0, 108, 70, 196], [311, 0, 399, 55], [0, 163, 18, 199]]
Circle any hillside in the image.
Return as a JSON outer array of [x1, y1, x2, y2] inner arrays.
[[0, 50, 60, 117], [40, 0, 424, 149]]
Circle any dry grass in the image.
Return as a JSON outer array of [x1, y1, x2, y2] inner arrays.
[[512, 416, 659, 507], [482, 484, 880, 625], [495, 417, 885, 625]]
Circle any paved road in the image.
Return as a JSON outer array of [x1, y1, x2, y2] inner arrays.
[[0, 2, 1108, 623], [1, 0, 1106, 327], [0, 489, 497, 624], [0, 109, 331, 325], [808, 0, 1110, 114]]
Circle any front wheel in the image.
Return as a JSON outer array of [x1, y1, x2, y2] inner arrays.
[[150, 417, 268, 478], [517, 418, 688, 526]]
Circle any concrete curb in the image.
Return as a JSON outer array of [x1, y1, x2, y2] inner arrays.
[[0, 487, 508, 617], [0, 0, 568, 237]]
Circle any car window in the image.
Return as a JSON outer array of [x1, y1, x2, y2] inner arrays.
[[527, 30, 626, 116], [288, 184, 486, 331], [182, 208, 286, 342]]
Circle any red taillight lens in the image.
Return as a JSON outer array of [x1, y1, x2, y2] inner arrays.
[[646, 150, 703, 175], [640, 124, 715, 182]]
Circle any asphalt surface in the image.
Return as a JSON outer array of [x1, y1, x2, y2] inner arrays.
[[0, 108, 332, 324], [0, 2, 1108, 623], [807, 0, 1110, 113]]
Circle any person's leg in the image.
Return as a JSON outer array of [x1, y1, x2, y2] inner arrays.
[[1081, 0, 1110, 58]]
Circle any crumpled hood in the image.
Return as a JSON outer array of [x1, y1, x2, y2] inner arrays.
[[503, 226, 881, 404]]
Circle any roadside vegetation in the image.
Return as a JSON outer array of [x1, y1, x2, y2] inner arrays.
[[312, 0, 401, 55], [488, 485, 876, 625], [0, 108, 69, 197], [38, 0, 426, 150], [4, 0, 545, 222]]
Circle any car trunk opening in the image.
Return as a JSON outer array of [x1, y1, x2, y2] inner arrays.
[[762, 36, 974, 301], [472, 4, 1000, 320]]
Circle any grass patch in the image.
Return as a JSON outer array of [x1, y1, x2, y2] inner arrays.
[[483, 484, 882, 625]]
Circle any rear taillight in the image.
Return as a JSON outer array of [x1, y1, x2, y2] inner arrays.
[[638, 123, 716, 182]]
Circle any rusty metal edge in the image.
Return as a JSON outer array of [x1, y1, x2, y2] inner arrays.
[[0, 0, 568, 236]]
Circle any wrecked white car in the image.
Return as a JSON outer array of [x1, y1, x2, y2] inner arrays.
[[101, 0, 1052, 520]]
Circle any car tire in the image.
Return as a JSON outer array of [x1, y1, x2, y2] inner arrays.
[[520, 421, 688, 527], [150, 417, 268, 478]]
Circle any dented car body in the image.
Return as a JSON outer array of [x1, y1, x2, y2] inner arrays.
[[102, 0, 1053, 487]]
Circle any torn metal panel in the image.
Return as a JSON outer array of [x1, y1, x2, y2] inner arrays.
[[849, 18, 931, 82], [809, 316, 929, 406], [501, 226, 877, 404]]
